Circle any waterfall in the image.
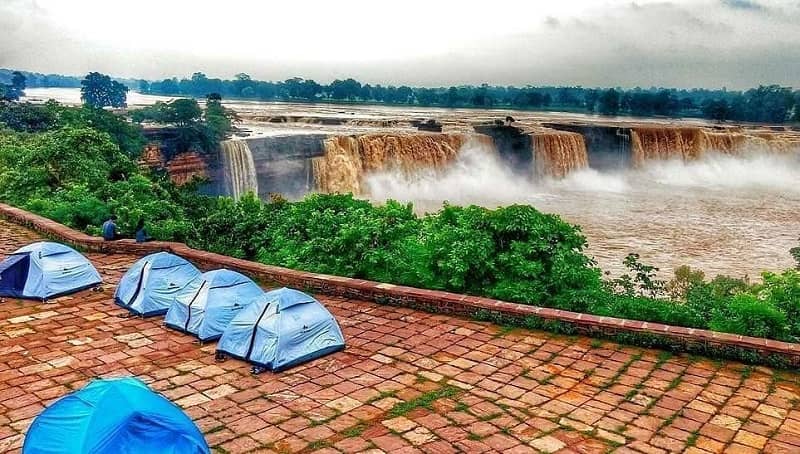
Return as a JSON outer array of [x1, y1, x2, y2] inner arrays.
[[220, 140, 258, 200], [312, 133, 469, 195], [533, 132, 589, 178], [631, 127, 798, 166], [630, 127, 707, 166]]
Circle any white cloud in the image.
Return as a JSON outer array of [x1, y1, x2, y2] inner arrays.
[[1, 0, 798, 88]]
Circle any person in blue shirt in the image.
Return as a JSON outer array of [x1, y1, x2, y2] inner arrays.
[[101, 215, 119, 241], [135, 218, 152, 243]]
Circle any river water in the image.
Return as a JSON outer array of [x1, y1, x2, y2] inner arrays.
[[22, 88, 800, 278]]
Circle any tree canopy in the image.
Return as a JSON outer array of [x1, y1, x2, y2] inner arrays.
[[80, 72, 129, 108]]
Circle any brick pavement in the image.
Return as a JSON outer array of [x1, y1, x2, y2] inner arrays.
[[3, 218, 800, 454]]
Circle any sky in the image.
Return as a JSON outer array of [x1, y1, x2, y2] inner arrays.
[[1, 0, 799, 89]]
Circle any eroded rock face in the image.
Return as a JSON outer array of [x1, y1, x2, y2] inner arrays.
[[138, 142, 208, 187], [166, 152, 208, 185], [138, 144, 164, 168], [542, 123, 632, 170], [473, 124, 533, 176]]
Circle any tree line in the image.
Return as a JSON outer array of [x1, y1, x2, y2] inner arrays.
[[3, 68, 798, 123], [141, 72, 799, 123]]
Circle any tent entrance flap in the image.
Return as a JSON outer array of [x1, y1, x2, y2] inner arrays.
[[0, 253, 30, 297], [184, 281, 207, 332], [125, 262, 149, 307], [245, 303, 272, 362]]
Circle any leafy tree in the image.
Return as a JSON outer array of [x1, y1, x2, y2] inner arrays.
[[204, 93, 237, 143], [737, 85, 794, 123], [80, 72, 128, 108], [598, 89, 621, 116], [701, 99, 731, 121], [330, 78, 362, 100], [11, 71, 26, 91], [0, 102, 60, 132]]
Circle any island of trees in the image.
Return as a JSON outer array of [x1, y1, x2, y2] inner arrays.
[[2, 68, 798, 124]]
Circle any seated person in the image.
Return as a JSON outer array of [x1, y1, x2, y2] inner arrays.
[[101, 215, 120, 241], [135, 218, 153, 243]]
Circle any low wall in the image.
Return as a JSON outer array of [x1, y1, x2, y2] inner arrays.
[[1, 202, 798, 366]]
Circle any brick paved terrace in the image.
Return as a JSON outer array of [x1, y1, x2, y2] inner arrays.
[[3, 218, 800, 454]]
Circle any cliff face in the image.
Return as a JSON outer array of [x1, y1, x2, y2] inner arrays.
[[138, 144, 208, 186], [166, 152, 209, 185], [542, 123, 632, 170], [474, 125, 589, 178], [473, 124, 533, 176]]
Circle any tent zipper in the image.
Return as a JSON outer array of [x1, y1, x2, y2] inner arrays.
[[127, 261, 148, 306], [244, 302, 272, 362], [184, 281, 207, 332]]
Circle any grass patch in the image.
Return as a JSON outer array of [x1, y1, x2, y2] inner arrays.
[[388, 385, 460, 418], [341, 422, 369, 438], [367, 390, 397, 403], [667, 376, 683, 391], [306, 441, 331, 451], [206, 425, 225, 434], [601, 352, 643, 389], [686, 430, 699, 447]]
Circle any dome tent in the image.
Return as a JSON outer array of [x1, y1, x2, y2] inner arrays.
[[0, 242, 101, 300], [115, 252, 202, 317], [164, 269, 264, 342], [216, 288, 345, 372], [23, 377, 209, 454]]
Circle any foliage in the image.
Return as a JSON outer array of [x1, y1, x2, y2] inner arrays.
[[756, 270, 800, 335], [709, 294, 789, 340], [0, 101, 59, 132], [130, 96, 236, 155], [610, 253, 666, 298], [132, 71, 800, 124], [666, 265, 705, 300], [0, 71, 25, 101], [80, 72, 128, 108]]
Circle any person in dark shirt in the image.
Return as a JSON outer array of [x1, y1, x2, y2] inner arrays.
[[135, 218, 153, 243], [101, 215, 119, 241]]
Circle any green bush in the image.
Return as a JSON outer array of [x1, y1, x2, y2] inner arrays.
[[709, 294, 790, 340], [756, 270, 800, 336], [588, 291, 705, 329]]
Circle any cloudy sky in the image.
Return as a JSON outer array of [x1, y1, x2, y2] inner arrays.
[[1, 0, 799, 88]]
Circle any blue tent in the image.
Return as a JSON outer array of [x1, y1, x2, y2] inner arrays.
[[164, 269, 264, 342], [0, 242, 101, 300], [216, 288, 345, 372], [115, 252, 202, 317], [23, 377, 209, 454]]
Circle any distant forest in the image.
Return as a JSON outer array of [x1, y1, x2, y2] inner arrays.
[[2, 68, 798, 124]]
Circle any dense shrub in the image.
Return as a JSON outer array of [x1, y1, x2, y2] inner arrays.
[[709, 294, 789, 340]]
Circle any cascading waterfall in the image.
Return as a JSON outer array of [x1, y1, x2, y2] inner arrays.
[[312, 133, 470, 195], [630, 127, 797, 166], [533, 132, 589, 178], [630, 127, 706, 165], [220, 140, 258, 200]]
